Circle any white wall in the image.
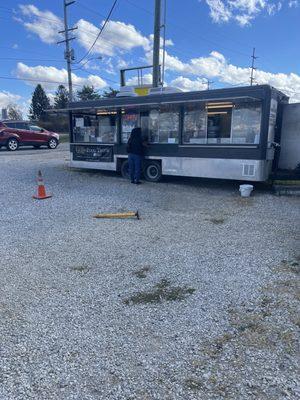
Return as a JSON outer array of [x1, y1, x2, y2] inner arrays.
[[279, 103, 300, 170]]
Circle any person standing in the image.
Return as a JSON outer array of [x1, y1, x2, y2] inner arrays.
[[127, 127, 144, 184]]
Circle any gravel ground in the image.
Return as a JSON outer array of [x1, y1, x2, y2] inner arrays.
[[0, 146, 299, 400]]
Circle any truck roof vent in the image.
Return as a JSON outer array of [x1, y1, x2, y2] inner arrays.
[[148, 86, 182, 95], [116, 86, 138, 98]]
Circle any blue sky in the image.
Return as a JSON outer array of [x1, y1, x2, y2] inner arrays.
[[0, 0, 300, 115]]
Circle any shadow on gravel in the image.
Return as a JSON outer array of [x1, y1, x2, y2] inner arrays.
[[124, 279, 196, 305]]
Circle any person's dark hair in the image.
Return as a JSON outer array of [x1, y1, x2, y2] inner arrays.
[[130, 127, 142, 138]]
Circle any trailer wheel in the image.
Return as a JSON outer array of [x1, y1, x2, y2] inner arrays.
[[120, 160, 130, 179], [144, 161, 162, 182]]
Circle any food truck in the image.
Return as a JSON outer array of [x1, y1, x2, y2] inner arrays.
[[57, 84, 289, 182]]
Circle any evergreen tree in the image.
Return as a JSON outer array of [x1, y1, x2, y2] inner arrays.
[[102, 87, 119, 98], [77, 85, 100, 101], [54, 85, 69, 109], [29, 84, 50, 120]]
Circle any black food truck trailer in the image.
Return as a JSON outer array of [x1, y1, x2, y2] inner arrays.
[[56, 84, 288, 182]]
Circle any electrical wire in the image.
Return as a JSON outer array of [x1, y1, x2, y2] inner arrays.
[[76, 0, 118, 64], [74, 66, 118, 84], [0, 75, 83, 87]]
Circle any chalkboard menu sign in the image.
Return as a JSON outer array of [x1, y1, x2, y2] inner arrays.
[[73, 145, 113, 162]]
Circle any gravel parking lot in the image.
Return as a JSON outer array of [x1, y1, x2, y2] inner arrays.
[[0, 145, 299, 400]]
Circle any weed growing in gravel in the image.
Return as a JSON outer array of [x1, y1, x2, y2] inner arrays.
[[71, 265, 89, 273], [124, 279, 195, 305], [185, 378, 203, 390], [278, 259, 300, 274], [209, 217, 225, 225], [133, 266, 151, 279]]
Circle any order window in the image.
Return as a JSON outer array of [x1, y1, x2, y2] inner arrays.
[[231, 102, 262, 144], [207, 103, 232, 144], [148, 104, 179, 144], [183, 103, 207, 144]]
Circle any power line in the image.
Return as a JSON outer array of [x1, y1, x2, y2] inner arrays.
[[75, 66, 118, 84], [123, 0, 252, 59], [0, 75, 83, 86], [76, 0, 118, 65], [0, 57, 65, 63]]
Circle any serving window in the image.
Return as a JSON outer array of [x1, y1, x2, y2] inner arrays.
[[183, 100, 262, 145], [183, 103, 206, 144], [73, 111, 117, 143], [121, 104, 180, 144], [96, 110, 117, 143], [73, 115, 97, 143], [231, 102, 262, 144], [121, 108, 139, 143]]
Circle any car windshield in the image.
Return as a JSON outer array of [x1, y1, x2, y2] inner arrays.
[[29, 125, 43, 132]]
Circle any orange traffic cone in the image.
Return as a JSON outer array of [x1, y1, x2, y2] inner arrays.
[[33, 170, 52, 200]]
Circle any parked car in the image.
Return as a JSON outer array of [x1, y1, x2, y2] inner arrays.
[[0, 120, 60, 151]]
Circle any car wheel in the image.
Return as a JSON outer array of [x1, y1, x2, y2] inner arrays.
[[48, 138, 58, 149], [120, 160, 130, 179], [7, 138, 19, 151], [144, 161, 162, 182]]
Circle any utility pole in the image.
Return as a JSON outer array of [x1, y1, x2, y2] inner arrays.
[[58, 0, 77, 102], [152, 0, 161, 88], [204, 78, 214, 90], [250, 47, 258, 86]]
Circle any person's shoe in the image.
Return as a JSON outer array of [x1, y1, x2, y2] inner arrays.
[[135, 181, 142, 185], [131, 180, 135, 184]]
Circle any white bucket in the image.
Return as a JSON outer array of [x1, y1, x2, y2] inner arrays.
[[239, 184, 254, 197]]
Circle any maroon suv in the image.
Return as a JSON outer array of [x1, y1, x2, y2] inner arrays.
[[0, 120, 59, 151]]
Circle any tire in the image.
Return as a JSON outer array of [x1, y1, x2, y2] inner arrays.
[[48, 138, 58, 149], [144, 161, 162, 182], [120, 160, 130, 179], [7, 137, 19, 151]]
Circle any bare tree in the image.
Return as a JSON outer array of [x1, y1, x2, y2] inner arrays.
[[7, 104, 23, 120]]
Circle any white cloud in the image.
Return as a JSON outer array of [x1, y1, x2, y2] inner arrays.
[[170, 77, 208, 91], [155, 50, 300, 102], [127, 73, 153, 86], [0, 91, 22, 109], [18, 4, 63, 44], [288, 0, 299, 6], [76, 19, 150, 57], [16, 63, 108, 90], [203, 0, 287, 26]]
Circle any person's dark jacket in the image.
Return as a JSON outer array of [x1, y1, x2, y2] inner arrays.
[[127, 128, 144, 156]]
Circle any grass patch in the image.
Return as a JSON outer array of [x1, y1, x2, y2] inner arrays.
[[185, 378, 203, 391], [279, 259, 300, 274], [209, 217, 225, 225], [133, 266, 151, 279], [70, 265, 89, 273], [59, 133, 70, 143], [124, 279, 195, 305]]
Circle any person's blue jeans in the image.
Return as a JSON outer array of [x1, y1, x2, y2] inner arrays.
[[128, 153, 142, 183]]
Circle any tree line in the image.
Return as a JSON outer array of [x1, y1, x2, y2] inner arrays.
[[29, 84, 118, 120], [5, 84, 118, 132]]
